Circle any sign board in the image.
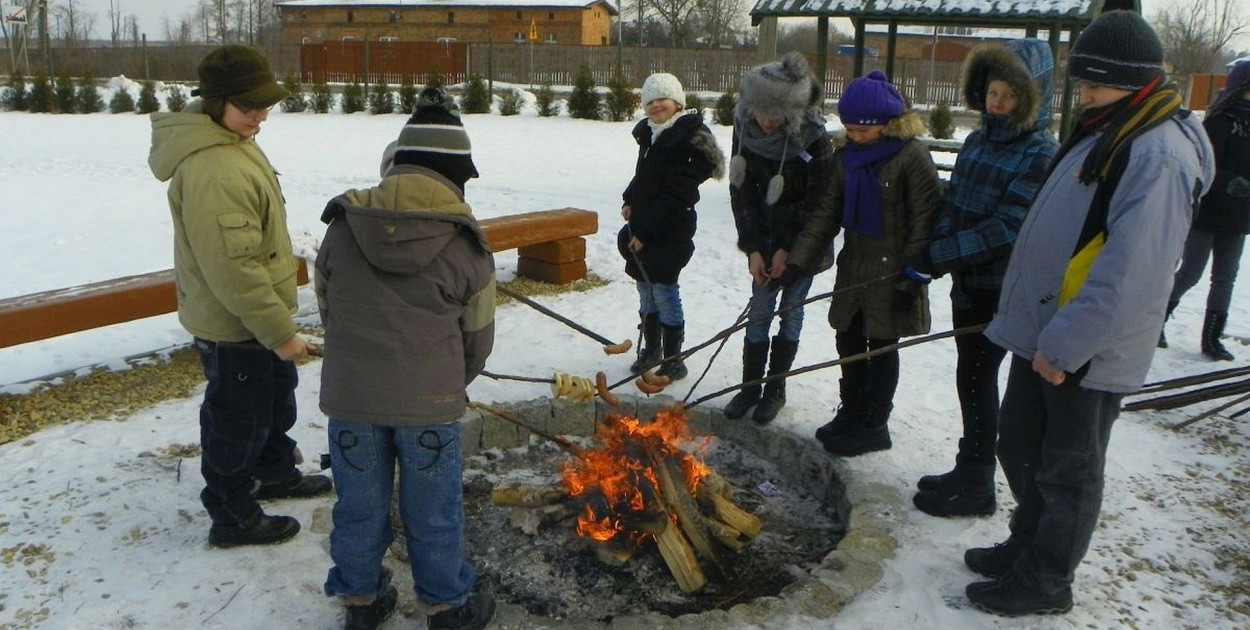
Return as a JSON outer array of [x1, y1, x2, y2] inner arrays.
[[528, 18, 538, 42], [3, 2, 27, 24]]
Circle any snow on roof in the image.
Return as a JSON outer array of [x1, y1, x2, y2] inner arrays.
[[751, 0, 1100, 22], [275, 0, 617, 13]]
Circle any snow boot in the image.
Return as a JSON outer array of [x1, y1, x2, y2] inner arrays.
[[1201, 310, 1235, 361], [966, 573, 1073, 617], [1158, 300, 1177, 349], [428, 592, 497, 630], [917, 438, 978, 491], [912, 462, 997, 517], [344, 567, 398, 630], [630, 313, 662, 373], [823, 400, 892, 456], [723, 339, 769, 419], [255, 472, 334, 500], [655, 324, 688, 381], [208, 511, 300, 548], [964, 536, 1029, 579], [815, 368, 868, 443], [753, 336, 798, 424]]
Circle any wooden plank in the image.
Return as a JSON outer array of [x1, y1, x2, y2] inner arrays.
[[518, 237, 586, 264], [0, 258, 309, 350], [479, 208, 598, 252], [517, 258, 588, 285]]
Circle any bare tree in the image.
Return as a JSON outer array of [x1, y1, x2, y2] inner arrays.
[[644, 0, 700, 47], [108, 0, 122, 46], [696, 0, 748, 48], [125, 14, 139, 45], [776, 21, 853, 54], [53, 0, 95, 47], [1152, 0, 1249, 76]]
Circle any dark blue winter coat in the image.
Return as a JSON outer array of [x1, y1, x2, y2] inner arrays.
[[924, 39, 1059, 309]]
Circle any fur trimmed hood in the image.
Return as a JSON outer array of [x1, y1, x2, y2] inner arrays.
[[962, 39, 1054, 132]]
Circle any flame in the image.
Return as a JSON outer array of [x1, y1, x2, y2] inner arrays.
[[560, 409, 709, 549]]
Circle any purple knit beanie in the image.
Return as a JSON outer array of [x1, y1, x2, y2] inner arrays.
[[837, 70, 905, 126], [1209, 60, 1250, 116]]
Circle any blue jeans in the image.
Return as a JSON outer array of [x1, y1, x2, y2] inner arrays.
[[1170, 225, 1246, 312], [636, 281, 684, 327], [324, 419, 475, 607], [194, 338, 299, 526], [744, 274, 813, 344]]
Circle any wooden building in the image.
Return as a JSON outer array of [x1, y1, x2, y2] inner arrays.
[[275, 0, 617, 47]]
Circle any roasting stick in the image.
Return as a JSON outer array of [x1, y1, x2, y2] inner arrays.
[[679, 325, 989, 410], [606, 271, 903, 392], [468, 401, 586, 456], [497, 284, 633, 355]]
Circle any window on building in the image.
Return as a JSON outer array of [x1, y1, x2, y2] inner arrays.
[[342, 36, 359, 42], [300, 11, 306, 22], [544, 33, 556, 43], [389, 11, 399, 23], [379, 36, 398, 42], [513, 32, 524, 42], [516, 11, 522, 20], [448, 11, 455, 24], [548, 11, 555, 20], [347, 10, 353, 23], [301, 36, 311, 44]]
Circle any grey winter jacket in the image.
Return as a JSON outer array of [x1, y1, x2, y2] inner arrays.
[[315, 165, 496, 426], [985, 113, 1214, 392]]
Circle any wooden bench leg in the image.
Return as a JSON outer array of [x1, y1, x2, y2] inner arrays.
[[517, 237, 588, 285]]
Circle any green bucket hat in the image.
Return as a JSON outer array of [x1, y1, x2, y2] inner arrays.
[[193, 45, 289, 108]]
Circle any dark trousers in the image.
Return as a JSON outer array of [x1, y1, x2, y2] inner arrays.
[[1170, 225, 1246, 312], [835, 311, 900, 410], [997, 357, 1123, 594], [952, 290, 1008, 463], [194, 338, 300, 525]]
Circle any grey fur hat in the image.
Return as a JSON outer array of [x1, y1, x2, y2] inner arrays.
[[738, 51, 823, 129]]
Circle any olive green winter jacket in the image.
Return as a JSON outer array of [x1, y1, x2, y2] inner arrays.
[[148, 104, 299, 349]]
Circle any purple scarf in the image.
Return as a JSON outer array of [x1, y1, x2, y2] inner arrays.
[[842, 138, 906, 237]]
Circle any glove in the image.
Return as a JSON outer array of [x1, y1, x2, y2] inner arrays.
[[892, 290, 918, 312], [908, 249, 935, 276], [904, 266, 933, 285], [773, 264, 805, 289], [1228, 176, 1250, 199]]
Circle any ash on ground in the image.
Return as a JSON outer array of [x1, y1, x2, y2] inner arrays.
[[449, 435, 845, 623]]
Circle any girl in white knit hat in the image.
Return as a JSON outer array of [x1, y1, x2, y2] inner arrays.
[[618, 72, 724, 380]]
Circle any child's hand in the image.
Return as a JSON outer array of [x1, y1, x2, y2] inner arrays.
[[274, 334, 313, 362], [768, 249, 790, 278], [621, 204, 632, 220], [628, 236, 644, 252], [748, 252, 769, 285]]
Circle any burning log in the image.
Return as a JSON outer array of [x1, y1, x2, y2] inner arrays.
[[698, 487, 761, 540], [648, 445, 723, 578], [654, 518, 707, 593]]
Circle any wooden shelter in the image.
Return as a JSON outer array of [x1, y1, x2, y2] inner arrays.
[[749, 0, 1142, 137]]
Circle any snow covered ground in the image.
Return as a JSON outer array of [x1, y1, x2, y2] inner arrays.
[[0, 84, 1246, 629]]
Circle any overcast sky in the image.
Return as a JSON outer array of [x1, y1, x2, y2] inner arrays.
[[110, 0, 1241, 50]]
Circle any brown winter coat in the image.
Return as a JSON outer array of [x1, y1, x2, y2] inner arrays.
[[315, 165, 496, 426], [790, 111, 942, 338]]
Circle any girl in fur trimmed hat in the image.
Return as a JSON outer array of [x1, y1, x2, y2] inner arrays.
[[785, 70, 942, 456], [908, 40, 1059, 518], [724, 51, 836, 424], [618, 72, 724, 381]]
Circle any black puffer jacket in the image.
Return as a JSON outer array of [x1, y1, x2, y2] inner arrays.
[[1193, 102, 1250, 234], [618, 110, 724, 284]]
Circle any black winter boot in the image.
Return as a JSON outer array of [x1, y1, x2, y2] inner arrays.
[[964, 536, 1029, 579], [630, 313, 662, 373], [1158, 300, 1177, 349], [208, 511, 300, 548], [724, 339, 769, 419], [655, 324, 688, 381], [823, 401, 892, 456], [255, 472, 334, 500], [1201, 310, 1235, 361], [917, 438, 977, 491], [428, 592, 497, 630], [912, 462, 997, 517], [344, 567, 398, 630], [815, 368, 868, 442], [753, 336, 799, 424], [966, 573, 1073, 617]]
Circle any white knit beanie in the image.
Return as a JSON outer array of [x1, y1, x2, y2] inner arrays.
[[641, 73, 685, 108]]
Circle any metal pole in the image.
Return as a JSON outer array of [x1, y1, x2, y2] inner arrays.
[[615, 0, 622, 75], [142, 32, 149, 80]]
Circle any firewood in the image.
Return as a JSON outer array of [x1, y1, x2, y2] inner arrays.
[[491, 484, 568, 507], [703, 517, 745, 552], [701, 470, 733, 499], [595, 544, 636, 566], [651, 448, 723, 577], [508, 503, 576, 535], [701, 489, 761, 540], [654, 518, 707, 593]]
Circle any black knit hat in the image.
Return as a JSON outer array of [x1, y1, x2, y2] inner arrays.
[[193, 45, 288, 108], [1069, 11, 1165, 91], [393, 88, 479, 188]]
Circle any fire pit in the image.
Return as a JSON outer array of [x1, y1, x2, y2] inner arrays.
[[383, 395, 902, 628]]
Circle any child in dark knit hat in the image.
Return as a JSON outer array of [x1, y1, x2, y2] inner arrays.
[[724, 52, 834, 424], [786, 69, 942, 456], [148, 44, 329, 551], [1161, 59, 1250, 360], [910, 39, 1059, 519], [316, 86, 497, 630], [969, 10, 1215, 617], [618, 72, 724, 381]]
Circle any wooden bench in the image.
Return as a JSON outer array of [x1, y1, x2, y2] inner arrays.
[[0, 208, 599, 349]]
